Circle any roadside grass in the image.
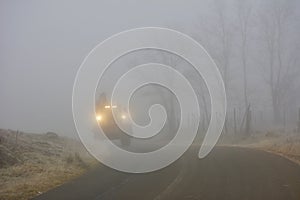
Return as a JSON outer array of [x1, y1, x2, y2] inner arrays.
[[218, 132, 300, 165], [0, 161, 84, 200], [0, 129, 96, 200]]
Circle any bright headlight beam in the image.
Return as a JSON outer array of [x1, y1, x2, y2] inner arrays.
[[96, 115, 102, 121]]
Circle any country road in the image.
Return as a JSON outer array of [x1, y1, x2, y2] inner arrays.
[[33, 147, 300, 200]]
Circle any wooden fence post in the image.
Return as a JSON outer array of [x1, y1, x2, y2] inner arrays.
[[234, 108, 237, 135], [15, 130, 19, 147], [245, 105, 251, 136], [297, 108, 300, 133]]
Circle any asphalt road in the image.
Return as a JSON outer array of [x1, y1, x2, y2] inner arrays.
[[33, 147, 300, 200]]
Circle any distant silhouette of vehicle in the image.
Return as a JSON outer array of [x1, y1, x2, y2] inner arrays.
[[93, 93, 131, 147]]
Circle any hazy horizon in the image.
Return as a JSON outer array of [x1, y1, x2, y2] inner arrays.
[[1, 0, 300, 138]]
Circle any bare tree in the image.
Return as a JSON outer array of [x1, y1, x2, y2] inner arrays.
[[260, 0, 298, 124], [237, 0, 252, 108], [212, 0, 233, 90], [194, 0, 235, 134]]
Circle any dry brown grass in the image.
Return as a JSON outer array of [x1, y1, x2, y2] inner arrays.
[[246, 134, 300, 165], [218, 132, 300, 165], [0, 129, 96, 200]]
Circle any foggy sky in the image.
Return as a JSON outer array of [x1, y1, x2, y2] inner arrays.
[[0, 0, 208, 136], [1, 0, 299, 137]]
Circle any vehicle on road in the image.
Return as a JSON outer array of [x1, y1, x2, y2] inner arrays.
[[94, 93, 131, 147]]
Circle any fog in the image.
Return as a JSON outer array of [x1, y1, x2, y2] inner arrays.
[[1, 0, 300, 138]]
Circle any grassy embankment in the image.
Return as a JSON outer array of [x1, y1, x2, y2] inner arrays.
[[0, 129, 96, 200]]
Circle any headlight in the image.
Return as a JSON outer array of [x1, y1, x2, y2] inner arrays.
[[96, 115, 102, 121]]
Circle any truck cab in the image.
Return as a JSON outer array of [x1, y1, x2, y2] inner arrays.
[[94, 94, 131, 147]]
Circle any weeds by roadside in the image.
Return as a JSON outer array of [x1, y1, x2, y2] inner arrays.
[[0, 129, 96, 200], [218, 132, 300, 165]]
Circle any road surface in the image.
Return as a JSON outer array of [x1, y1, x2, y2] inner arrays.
[[33, 146, 300, 200]]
